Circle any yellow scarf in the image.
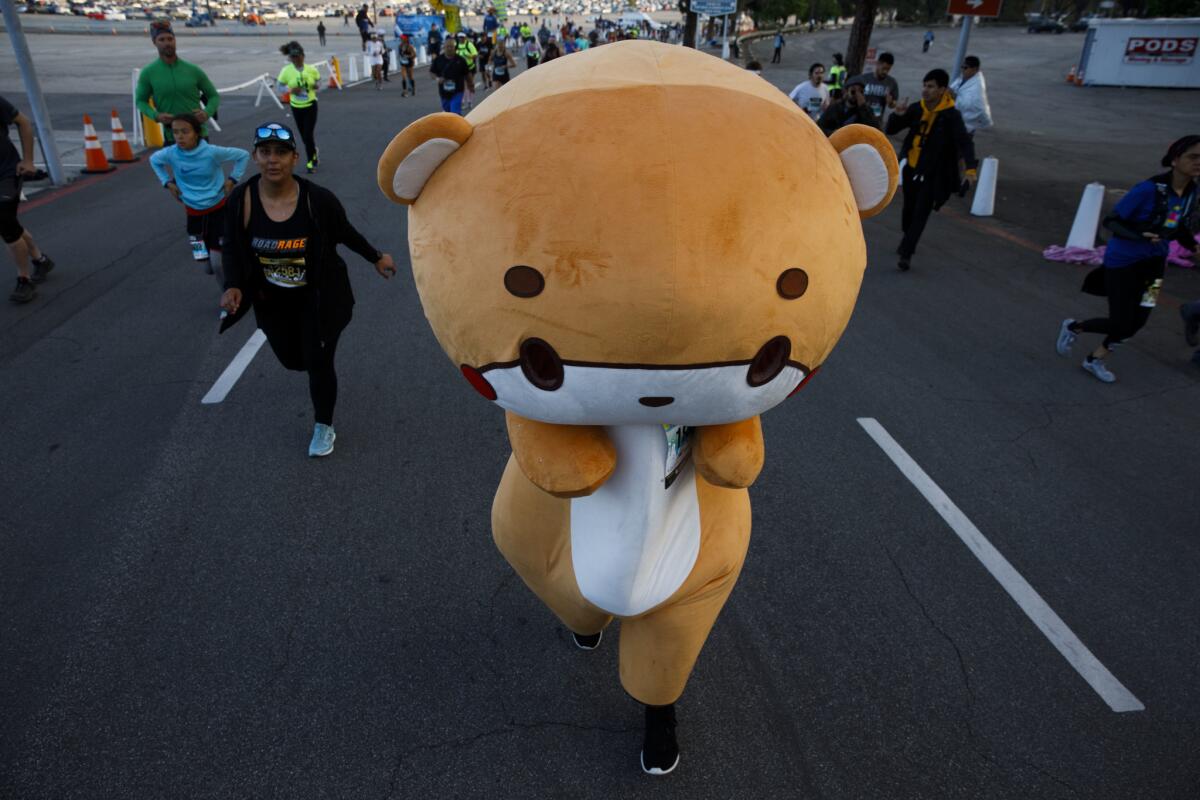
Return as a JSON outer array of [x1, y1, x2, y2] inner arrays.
[[907, 92, 955, 169]]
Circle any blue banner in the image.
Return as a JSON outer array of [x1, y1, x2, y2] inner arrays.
[[393, 14, 445, 46]]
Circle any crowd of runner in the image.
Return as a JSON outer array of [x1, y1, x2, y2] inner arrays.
[[1, 21, 1197, 461]]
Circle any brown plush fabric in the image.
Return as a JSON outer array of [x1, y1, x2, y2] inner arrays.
[[376, 112, 473, 204], [378, 41, 897, 709], [693, 417, 765, 489], [506, 411, 616, 498], [491, 452, 752, 706]]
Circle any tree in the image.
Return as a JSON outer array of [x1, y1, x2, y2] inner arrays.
[[844, 0, 879, 76], [678, 0, 698, 46], [743, 0, 806, 25]]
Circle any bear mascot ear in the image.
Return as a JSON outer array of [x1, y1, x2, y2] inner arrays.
[[376, 113, 474, 205], [829, 124, 899, 219]]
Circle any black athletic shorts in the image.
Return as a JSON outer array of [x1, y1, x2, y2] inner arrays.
[[0, 176, 24, 244], [185, 201, 227, 251]]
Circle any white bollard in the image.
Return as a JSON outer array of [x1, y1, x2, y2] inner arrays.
[[363, 53, 370, 79], [1066, 182, 1106, 250], [970, 156, 998, 217], [348, 54, 359, 82]]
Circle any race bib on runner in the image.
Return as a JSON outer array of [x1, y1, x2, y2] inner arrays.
[[442, 79, 458, 92], [494, 65, 507, 75], [663, 424, 693, 490]]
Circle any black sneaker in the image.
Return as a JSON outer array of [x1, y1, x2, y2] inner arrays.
[[572, 630, 602, 650], [640, 703, 679, 776], [898, 257, 911, 272], [9, 277, 36, 304], [30, 255, 55, 284]]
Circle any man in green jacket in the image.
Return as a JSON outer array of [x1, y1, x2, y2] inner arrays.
[[135, 20, 220, 143]]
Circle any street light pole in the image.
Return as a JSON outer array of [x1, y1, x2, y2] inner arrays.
[[1, 0, 66, 185], [951, 15, 972, 83]]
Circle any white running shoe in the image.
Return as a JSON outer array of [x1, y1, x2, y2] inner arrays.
[[308, 423, 336, 457], [1056, 319, 1077, 356], [1082, 357, 1115, 383]]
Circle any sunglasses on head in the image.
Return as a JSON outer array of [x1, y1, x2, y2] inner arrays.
[[255, 126, 294, 142]]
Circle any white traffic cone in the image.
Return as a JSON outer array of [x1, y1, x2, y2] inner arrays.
[[1066, 182, 1105, 250], [970, 156, 998, 217]]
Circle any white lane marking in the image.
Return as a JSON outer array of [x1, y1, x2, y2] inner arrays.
[[857, 417, 1145, 713], [201, 328, 267, 405]]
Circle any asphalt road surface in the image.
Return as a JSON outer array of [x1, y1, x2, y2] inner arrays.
[[2, 27, 1199, 799]]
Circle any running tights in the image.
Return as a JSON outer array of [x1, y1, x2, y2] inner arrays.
[[292, 103, 319, 165], [262, 312, 343, 426], [1073, 260, 1159, 350]]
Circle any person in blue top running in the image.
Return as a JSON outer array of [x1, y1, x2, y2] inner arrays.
[[149, 113, 249, 285], [1057, 135, 1200, 383]]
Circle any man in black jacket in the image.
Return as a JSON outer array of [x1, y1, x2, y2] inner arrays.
[[817, 82, 879, 136], [885, 68, 977, 271]]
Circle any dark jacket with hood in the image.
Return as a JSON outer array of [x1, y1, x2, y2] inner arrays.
[[885, 95, 977, 210], [219, 175, 380, 338]]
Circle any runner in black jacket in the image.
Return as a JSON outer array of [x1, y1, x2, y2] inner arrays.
[[219, 122, 396, 457], [885, 68, 977, 271]]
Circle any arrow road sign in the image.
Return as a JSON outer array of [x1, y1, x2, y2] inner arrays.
[[948, 0, 1002, 16]]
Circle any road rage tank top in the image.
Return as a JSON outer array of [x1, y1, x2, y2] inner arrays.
[[249, 180, 312, 291]]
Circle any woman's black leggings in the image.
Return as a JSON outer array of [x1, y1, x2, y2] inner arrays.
[[1074, 258, 1161, 349], [291, 103, 319, 164], [260, 304, 344, 426]]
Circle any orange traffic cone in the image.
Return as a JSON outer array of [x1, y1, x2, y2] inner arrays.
[[108, 110, 138, 163], [1066, 65, 1077, 83], [1074, 70, 1085, 86], [82, 114, 115, 174]]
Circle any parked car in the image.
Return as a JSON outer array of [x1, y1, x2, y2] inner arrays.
[[1069, 15, 1095, 32], [1027, 15, 1065, 33]]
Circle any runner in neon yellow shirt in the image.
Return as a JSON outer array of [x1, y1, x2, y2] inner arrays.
[[276, 41, 322, 173], [455, 32, 478, 109]]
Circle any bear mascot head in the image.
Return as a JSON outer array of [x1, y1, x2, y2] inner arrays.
[[377, 40, 897, 776], [378, 41, 896, 421]]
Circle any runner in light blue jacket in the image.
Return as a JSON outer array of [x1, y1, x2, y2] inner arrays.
[[149, 113, 249, 283]]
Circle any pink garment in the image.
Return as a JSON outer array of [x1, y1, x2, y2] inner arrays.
[[1043, 245, 1105, 265], [1167, 234, 1200, 268]]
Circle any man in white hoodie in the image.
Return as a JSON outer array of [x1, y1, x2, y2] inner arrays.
[[949, 55, 993, 136]]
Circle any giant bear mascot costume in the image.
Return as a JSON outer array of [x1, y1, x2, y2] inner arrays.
[[377, 41, 897, 775]]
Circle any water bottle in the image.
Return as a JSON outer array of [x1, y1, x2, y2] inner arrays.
[[190, 235, 210, 262]]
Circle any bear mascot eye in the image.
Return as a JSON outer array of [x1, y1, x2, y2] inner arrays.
[[519, 338, 564, 391], [776, 268, 809, 299], [504, 266, 546, 298]]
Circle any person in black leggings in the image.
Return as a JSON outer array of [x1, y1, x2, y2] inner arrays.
[[219, 123, 396, 457], [1057, 135, 1199, 383]]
